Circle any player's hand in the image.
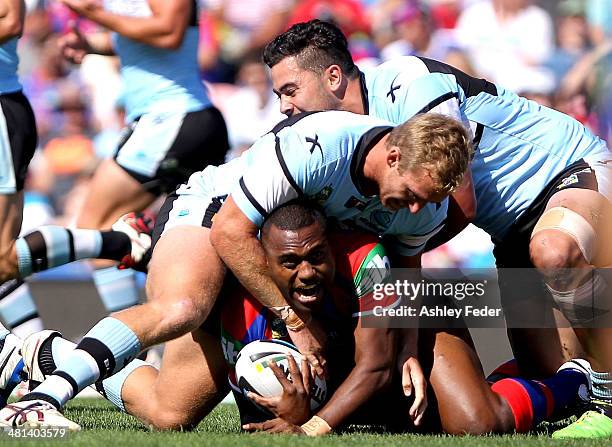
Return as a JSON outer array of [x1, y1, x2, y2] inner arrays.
[[402, 356, 427, 426], [58, 21, 91, 64], [246, 356, 312, 425], [243, 417, 305, 434], [59, 0, 102, 17], [288, 318, 328, 379]]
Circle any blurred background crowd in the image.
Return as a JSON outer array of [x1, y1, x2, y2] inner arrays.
[[17, 0, 612, 269]]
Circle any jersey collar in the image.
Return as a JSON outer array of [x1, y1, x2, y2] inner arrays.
[[359, 70, 369, 115], [350, 126, 393, 197]]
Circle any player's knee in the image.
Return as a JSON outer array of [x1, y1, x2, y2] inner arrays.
[[146, 409, 198, 431], [530, 231, 585, 272], [442, 408, 502, 435], [0, 244, 18, 282], [157, 297, 205, 335]]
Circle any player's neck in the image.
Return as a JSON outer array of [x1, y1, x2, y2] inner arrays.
[[342, 77, 367, 115], [361, 136, 389, 196]]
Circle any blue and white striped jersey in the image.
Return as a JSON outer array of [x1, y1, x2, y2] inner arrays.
[[361, 56, 610, 240], [190, 111, 447, 256], [0, 37, 21, 94], [104, 0, 211, 123]]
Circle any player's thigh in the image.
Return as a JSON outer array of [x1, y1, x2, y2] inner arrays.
[[0, 192, 23, 278], [76, 158, 156, 230], [123, 327, 229, 430], [423, 328, 514, 434], [146, 225, 226, 323]]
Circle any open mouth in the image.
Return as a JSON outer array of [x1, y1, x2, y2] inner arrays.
[[292, 283, 323, 304]]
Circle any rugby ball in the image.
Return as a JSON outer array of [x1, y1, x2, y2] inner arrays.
[[235, 339, 327, 411]]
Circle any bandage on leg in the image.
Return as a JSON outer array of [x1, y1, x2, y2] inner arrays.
[[532, 207, 596, 264], [546, 270, 609, 325]]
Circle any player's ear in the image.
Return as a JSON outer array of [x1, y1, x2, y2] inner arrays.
[[326, 64, 343, 92], [387, 146, 401, 168]]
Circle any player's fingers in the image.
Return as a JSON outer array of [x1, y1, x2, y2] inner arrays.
[[286, 355, 304, 391], [306, 353, 326, 378], [301, 357, 312, 393], [407, 358, 428, 426], [269, 361, 292, 389], [270, 356, 293, 391], [243, 422, 264, 432], [402, 359, 413, 397], [246, 391, 276, 410]]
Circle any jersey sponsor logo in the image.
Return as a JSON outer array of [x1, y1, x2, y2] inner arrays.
[[556, 168, 593, 190], [311, 185, 333, 204], [344, 196, 369, 211], [386, 75, 402, 103], [369, 210, 392, 227]]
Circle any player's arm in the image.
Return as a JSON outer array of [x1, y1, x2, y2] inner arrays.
[[211, 196, 289, 310], [390, 251, 429, 426], [60, 0, 191, 49], [0, 0, 24, 44], [424, 167, 476, 250], [313, 324, 398, 431]]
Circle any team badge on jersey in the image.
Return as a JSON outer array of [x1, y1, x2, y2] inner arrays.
[[311, 185, 333, 204]]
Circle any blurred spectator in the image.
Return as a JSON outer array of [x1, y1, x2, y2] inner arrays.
[[21, 34, 82, 145], [202, 0, 292, 78], [545, 0, 592, 86], [288, 0, 370, 37], [380, 0, 459, 61], [557, 41, 612, 142], [455, 0, 555, 91], [586, 0, 611, 44], [349, 33, 381, 68], [42, 82, 96, 211], [216, 53, 285, 159]]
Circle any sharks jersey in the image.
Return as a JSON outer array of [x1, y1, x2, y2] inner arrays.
[[175, 111, 447, 256], [104, 0, 211, 122], [0, 37, 20, 94], [360, 56, 610, 240]]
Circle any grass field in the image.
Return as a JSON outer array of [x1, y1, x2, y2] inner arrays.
[[3, 399, 610, 447]]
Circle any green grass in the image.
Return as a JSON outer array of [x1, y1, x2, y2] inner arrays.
[[3, 399, 610, 447]]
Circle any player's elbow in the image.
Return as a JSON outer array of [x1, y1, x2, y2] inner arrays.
[[155, 31, 185, 50], [209, 222, 229, 253], [359, 363, 395, 392], [1, 19, 23, 39]]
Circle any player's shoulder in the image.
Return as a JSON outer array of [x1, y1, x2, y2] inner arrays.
[[272, 111, 393, 162], [362, 57, 431, 90], [330, 229, 385, 272]]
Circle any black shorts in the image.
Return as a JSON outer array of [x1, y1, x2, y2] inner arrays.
[[0, 91, 37, 193], [113, 106, 229, 196], [493, 158, 601, 268]]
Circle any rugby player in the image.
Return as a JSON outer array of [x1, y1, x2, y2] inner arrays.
[[14, 202, 590, 435], [0, 1, 162, 403], [2, 0, 230, 323], [0, 0, 39, 404], [0, 111, 471, 426], [262, 19, 612, 438]]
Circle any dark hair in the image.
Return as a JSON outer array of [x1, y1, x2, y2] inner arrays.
[[263, 20, 358, 78], [261, 200, 327, 241]]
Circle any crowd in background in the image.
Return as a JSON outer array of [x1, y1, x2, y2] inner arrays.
[[17, 0, 612, 269]]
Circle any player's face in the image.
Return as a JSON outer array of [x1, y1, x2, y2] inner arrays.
[[380, 165, 448, 214], [264, 222, 335, 309], [271, 56, 340, 117]]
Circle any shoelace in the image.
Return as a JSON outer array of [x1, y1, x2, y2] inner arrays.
[[4, 402, 51, 427]]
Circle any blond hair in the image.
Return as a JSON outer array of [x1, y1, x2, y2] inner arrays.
[[388, 113, 473, 194]]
